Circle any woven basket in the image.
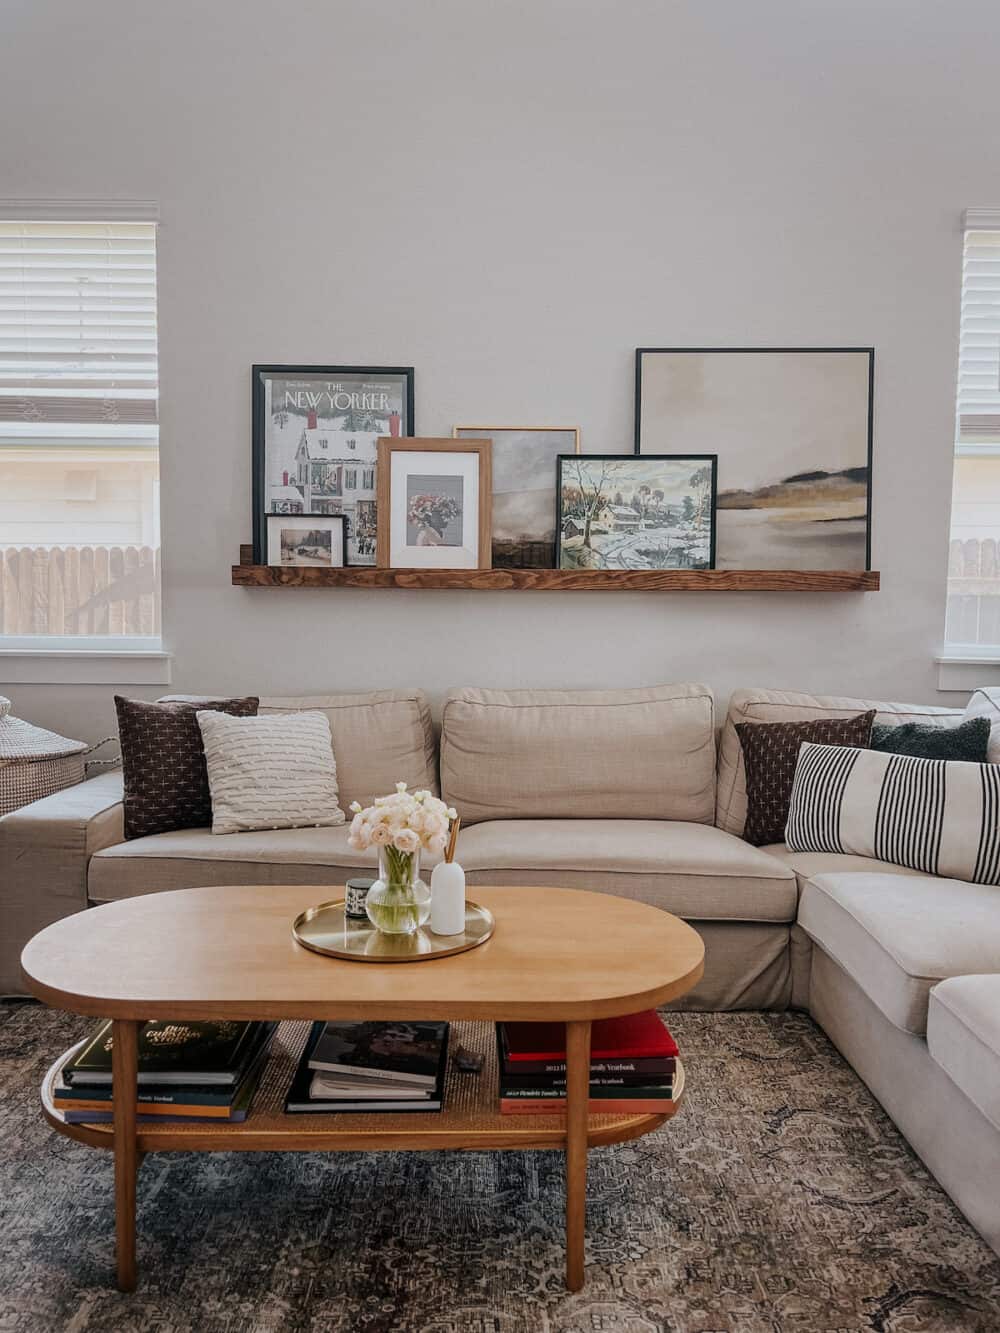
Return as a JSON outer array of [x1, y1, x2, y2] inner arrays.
[[0, 695, 89, 818]]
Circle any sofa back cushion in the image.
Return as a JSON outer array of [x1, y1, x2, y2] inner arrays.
[[160, 690, 436, 811], [440, 684, 716, 824], [717, 688, 964, 838]]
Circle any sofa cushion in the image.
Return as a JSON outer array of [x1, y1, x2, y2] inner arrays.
[[963, 687, 1000, 764], [441, 685, 716, 825], [161, 689, 437, 811], [786, 743, 1000, 884], [798, 872, 1000, 1034], [457, 819, 796, 921], [761, 844, 928, 897], [927, 976, 1000, 1133], [88, 824, 376, 901], [716, 688, 963, 839]]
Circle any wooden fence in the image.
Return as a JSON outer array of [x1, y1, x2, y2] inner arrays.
[[0, 545, 161, 636], [947, 537, 1000, 646]]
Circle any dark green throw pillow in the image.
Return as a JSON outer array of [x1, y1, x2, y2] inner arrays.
[[870, 717, 991, 762]]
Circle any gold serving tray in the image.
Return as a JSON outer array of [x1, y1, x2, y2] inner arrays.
[[292, 898, 495, 963]]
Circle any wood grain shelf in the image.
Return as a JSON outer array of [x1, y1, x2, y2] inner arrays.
[[233, 553, 880, 593]]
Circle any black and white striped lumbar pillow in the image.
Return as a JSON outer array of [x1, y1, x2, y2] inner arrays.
[[785, 742, 1000, 884]]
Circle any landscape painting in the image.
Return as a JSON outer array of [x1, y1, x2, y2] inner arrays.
[[557, 455, 716, 570], [454, 426, 579, 567], [635, 349, 873, 569]]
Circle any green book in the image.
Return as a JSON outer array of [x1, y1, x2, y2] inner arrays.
[[63, 1019, 275, 1088]]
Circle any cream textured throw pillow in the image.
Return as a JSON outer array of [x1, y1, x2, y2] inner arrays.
[[196, 709, 346, 834]]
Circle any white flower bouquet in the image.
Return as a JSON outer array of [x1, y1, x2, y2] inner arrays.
[[348, 783, 458, 934]]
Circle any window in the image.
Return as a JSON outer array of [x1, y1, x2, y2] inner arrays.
[[0, 216, 161, 645]]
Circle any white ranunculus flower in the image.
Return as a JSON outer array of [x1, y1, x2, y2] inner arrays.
[[427, 832, 447, 855], [393, 827, 420, 854], [370, 822, 393, 845]]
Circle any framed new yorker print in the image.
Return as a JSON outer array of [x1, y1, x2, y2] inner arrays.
[[252, 365, 414, 566], [635, 348, 873, 571]]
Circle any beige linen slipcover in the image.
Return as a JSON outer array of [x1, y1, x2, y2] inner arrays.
[[458, 819, 795, 921], [162, 688, 437, 810], [715, 687, 963, 838], [927, 975, 1000, 1133], [798, 872, 1000, 1035], [441, 684, 716, 824]]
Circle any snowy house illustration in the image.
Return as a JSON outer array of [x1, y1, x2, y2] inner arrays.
[[268, 482, 305, 514], [294, 427, 376, 513], [597, 503, 641, 532]]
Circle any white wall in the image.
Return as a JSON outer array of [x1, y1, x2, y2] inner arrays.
[[2, 0, 993, 743]]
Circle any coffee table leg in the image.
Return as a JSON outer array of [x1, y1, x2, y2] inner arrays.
[[112, 1018, 139, 1292], [565, 1019, 591, 1292]]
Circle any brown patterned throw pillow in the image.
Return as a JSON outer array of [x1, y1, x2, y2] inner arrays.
[[735, 710, 876, 846], [115, 696, 259, 839]]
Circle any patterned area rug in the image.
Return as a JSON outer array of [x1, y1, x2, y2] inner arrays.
[[1, 1003, 998, 1333]]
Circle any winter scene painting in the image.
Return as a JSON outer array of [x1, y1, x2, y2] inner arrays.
[[557, 455, 716, 570], [636, 349, 872, 569], [454, 426, 579, 567], [253, 366, 413, 565]]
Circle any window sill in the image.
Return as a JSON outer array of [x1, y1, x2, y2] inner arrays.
[[936, 654, 1000, 692], [0, 648, 172, 686]]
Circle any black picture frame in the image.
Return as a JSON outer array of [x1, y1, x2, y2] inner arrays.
[[555, 453, 718, 571], [252, 364, 415, 565], [265, 512, 348, 569], [634, 347, 874, 570]]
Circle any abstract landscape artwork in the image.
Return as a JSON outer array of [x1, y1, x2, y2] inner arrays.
[[454, 426, 579, 567], [557, 455, 716, 570], [635, 349, 873, 570]]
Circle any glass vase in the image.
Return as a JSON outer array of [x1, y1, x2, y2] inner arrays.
[[365, 844, 431, 935]]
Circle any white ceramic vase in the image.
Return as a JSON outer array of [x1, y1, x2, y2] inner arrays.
[[430, 859, 466, 936]]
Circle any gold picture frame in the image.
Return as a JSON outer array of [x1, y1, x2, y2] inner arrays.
[[376, 438, 492, 570], [453, 426, 581, 568]]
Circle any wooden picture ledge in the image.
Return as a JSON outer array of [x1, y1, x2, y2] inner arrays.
[[234, 549, 879, 592]]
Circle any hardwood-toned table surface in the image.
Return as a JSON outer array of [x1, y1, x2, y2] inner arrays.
[[21, 884, 705, 1294]]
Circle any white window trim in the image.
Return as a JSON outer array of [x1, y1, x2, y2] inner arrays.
[[0, 638, 171, 685]]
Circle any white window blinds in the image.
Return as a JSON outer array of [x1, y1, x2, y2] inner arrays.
[[0, 220, 158, 447], [957, 225, 1000, 454]]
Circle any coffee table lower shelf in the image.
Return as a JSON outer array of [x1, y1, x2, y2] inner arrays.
[[42, 1019, 684, 1153]]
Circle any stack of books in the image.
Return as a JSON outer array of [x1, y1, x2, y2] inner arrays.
[[285, 1020, 449, 1113], [53, 1019, 277, 1123], [497, 1010, 678, 1114]]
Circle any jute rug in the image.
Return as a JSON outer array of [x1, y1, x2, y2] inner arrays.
[[1, 1002, 998, 1332]]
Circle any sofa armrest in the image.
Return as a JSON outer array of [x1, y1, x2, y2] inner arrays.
[[0, 770, 124, 996]]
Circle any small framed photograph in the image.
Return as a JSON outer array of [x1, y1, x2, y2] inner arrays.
[[266, 514, 346, 568], [453, 425, 580, 568], [376, 439, 492, 570], [556, 454, 717, 571]]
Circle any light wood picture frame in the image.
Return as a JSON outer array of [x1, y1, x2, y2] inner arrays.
[[376, 438, 492, 570], [453, 426, 581, 568]]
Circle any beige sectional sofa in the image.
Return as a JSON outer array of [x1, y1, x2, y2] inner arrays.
[[2, 682, 998, 1255]]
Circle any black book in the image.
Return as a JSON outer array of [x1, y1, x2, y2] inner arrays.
[[64, 1019, 275, 1088], [498, 1083, 674, 1101], [307, 1020, 448, 1087], [55, 1024, 277, 1106], [286, 1021, 449, 1113]]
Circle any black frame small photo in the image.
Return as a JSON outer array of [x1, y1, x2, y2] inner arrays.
[[555, 453, 718, 571], [266, 513, 347, 569], [252, 364, 415, 565]]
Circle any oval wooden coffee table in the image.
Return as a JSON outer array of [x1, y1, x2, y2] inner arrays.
[[21, 884, 704, 1294]]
